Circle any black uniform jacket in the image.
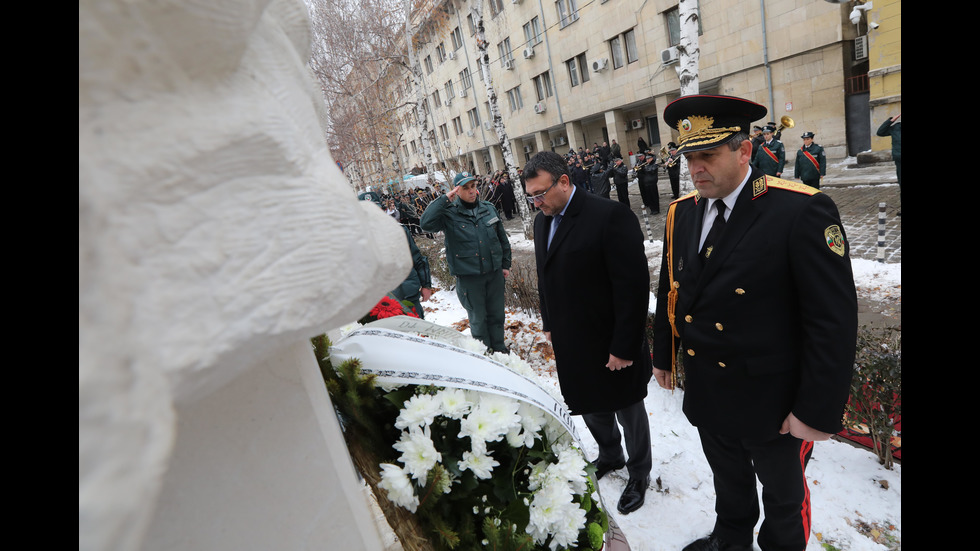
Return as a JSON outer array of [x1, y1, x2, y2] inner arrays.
[[534, 189, 652, 414], [652, 169, 857, 439]]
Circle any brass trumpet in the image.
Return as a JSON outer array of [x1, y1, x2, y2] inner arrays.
[[776, 115, 795, 134], [658, 145, 679, 167]]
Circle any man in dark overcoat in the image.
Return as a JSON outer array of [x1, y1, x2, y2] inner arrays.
[[651, 95, 857, 551], [527, 151, 653, 515]]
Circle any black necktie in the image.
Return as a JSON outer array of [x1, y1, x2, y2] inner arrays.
[[701, 200, 727, 261]]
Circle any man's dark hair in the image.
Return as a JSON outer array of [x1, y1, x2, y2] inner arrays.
[[523, 151, 568, 184], [727, 131, 750, 151]]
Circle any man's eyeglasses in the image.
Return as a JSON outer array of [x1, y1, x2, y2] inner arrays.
[[525, 180, 559, 203]]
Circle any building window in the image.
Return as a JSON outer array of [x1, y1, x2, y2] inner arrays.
[[523, 17, 543, 46], [452, 117, 464, 135], [467, 107, 480, 130], [555, 0, 579, 28], [489, 0, 504, 17], [506, 86, 523, 113], [439, 124, 449, 141], [577, 53, 590, 83], [497, 38, 514, 68], [432, 89, 441, 108], [532, 71, 553, 102], [460, 67, 473, 90], [665, 6, 703, 46], [451, 26, 463, 51], [445, 80, 455, 101], [424, 55, 434, 74], [566, 58, 579, 87], [624, 28, 639, 64], [437, 42, 447, 63], [609, 36, 624, 69]]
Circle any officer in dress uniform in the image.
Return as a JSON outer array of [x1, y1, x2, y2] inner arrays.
[[651, 95, 858, 551], [794, 131, 826, 189], [751, 126, 785, 177]]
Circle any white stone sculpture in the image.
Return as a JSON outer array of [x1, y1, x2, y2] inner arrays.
[[79, 0, 408, 549]]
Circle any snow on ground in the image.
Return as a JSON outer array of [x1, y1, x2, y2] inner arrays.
[[419, 231, 901, 551]]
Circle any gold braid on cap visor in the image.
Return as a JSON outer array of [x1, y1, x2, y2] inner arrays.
[[676, 115, 742, 150]]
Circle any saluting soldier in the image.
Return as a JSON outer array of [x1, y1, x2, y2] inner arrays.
[[651, 95, 858, 551], [752, 126, 785, 177], [794, 131, 827, 189], [420, 172, 512, 353]]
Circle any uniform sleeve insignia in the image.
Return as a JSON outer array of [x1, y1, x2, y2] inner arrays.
[[825, 225, 846, 256], [751, 177, 767, 199]]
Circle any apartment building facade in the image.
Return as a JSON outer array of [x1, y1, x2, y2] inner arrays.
[[394, 0, 885, 177]]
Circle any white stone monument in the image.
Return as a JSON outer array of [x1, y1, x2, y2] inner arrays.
[[79, 1, 408, 549]]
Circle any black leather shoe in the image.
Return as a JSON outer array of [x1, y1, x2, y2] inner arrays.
[[682, 534, 753, 551], [616, 475, 649, 514], [591, 458, 626, 481]]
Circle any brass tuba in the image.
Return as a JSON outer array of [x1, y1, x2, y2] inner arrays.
[[776, 115, 795, 134]]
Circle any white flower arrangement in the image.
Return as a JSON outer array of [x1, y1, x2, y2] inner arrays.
[[372, 338, 608, 551]]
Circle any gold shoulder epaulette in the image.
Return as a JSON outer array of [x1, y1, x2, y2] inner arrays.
[[671, 190, 699, 205], [751, 175, 821, 200]]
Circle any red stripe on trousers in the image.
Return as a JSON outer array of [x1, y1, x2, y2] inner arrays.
[[798, 440, 814, 546]]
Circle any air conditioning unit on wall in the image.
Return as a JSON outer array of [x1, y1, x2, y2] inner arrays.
[[592, 58, 608, 72], [557, 136, 567, 145], [523, 47, 535, 59], [503, 59, 514, 70], [630, 119, 644, 130], [661, 46, 679, 65], [523, 145, 532, 153], [533, 102, 546, 114]]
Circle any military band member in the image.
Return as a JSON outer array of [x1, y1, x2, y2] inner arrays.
[[752, 126, 785, 177], [794, 131, 827, 189], [652, 95, 858, 551]]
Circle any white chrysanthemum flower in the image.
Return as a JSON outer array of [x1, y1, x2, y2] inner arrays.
[[459, 394, 520, 448], [548, 501, 587, 550], [460, 336, 489, 354], [395, 393, 442, 430], [506, 403, 547, 448], [526, 460, 551, 492], [526, 479, 575, 545], [392, 427, 442, 481], [553, 446, 589, 494], [458, 450, 499, 479], [436, 388, 471, 419], [378, 463, 419, 513]]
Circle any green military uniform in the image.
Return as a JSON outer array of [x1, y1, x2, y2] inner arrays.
[[391, 226, 432, 318], [752, 134, 785, 177], [794, 132, 826, 189], [420, 173, 512, 351]]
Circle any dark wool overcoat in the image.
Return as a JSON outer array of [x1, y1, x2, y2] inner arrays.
[[534, 189, 652, 414]]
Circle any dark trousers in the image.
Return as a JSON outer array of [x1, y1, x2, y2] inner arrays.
[[699, 430, 814, 551], [802, 178, 820, 190], [639, 181, 660, 212], [669, 172, 680, 199], [455, 271, 506, 352], [615, 183, 630, 207], [582, 398, 651, 480]]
